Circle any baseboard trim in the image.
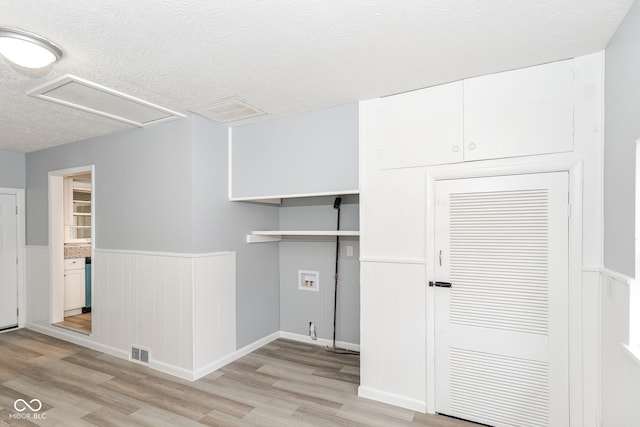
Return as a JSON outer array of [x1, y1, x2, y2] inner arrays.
[[193, 331, 281, 380], [28, 323, 197, 381], [279, 331, 360, 352], [359, 257, 425, 265], [358, 385, 427, 413], [150, 360, 196, 382], [22, 326, 358, 384], [25, 322, 129, 361]]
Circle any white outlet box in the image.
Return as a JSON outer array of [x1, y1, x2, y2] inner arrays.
[[298, 270, 319, 292], [346, 245, 354, 257]]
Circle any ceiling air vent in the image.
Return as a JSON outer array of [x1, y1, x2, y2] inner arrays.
[[27, 74, 185, 127], [188, 96, 266, 123]]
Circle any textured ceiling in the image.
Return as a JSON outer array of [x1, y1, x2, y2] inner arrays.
[[0, 0, 634, 153]]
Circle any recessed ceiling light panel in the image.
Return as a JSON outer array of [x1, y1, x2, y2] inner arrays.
[[188, 96, 267, 123], [27, 75, 185, 127], [0, 27, 62, 68]]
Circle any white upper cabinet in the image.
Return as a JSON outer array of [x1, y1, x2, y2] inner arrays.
[[378, 81, 463, 169], [463, 59, 574, 161], [374, 59, 575, 169]]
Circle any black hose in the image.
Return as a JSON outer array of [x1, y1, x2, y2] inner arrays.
[[331, 198, 341, 348]]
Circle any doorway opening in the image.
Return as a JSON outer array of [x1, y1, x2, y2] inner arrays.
[[49, 166, 94, 335]]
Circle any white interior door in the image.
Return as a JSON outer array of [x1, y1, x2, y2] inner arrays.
[[0, 193, 18, 329], [434, 172, 569, 427]]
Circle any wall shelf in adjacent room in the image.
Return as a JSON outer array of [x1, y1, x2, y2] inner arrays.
[[246, 230, 360, 243]]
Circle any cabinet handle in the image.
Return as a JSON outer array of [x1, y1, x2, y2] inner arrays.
[[452, 145, 460, 153], [468, 142, 477, 150]]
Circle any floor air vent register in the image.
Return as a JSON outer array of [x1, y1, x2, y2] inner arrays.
[[131, 346, 149, 364]]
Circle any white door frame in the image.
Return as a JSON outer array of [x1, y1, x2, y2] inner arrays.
[[48, 166, 94, 325], [425, 158, 584, 426], [0, 187, 26, 330]]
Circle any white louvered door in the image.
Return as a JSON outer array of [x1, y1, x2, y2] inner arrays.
[[434, 172, 569, 427]]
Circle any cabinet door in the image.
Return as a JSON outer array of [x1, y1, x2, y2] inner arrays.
[[378, 81, 463, 169], [463, 59, 574, 162], [64, 269, 85, 311]]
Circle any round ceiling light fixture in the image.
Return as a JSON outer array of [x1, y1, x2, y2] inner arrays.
[[0, 27, 63, 69]]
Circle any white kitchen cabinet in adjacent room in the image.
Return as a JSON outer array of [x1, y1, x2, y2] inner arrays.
[[64, 257, 85, 311], [63, 178, 92, 243]]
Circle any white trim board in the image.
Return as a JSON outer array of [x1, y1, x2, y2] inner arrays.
[[26, 322, 130, 363], [21, 325, 358, 383], [358, 386, 427, 413], [94, 248, 234, 258], [196, 331, 360, 380], [48, 166, 94, 325], [279, 331, 360, 352], [26, 322, 278, 382], [247, 230, 360, 243], [193, 332, 280, 380], [228, 127, 233, 200], [600, 268, 633, 286], [360, 257, 426, 265], [0, 187, 26, 328], [28, 322, 204, 382], [230, 189, 360, 202]]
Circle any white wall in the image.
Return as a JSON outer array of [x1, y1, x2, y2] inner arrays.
[[25, 246, 49, 325], [230, 103, 359, 199], [359, 261, 426, 411], [24, 116, 279, 378], [600, 271, 640, 427], [93, 250, 194, 374], [278, 195, 360, 345], [193, 252, 236, 376], [358, 52, 604, 423], [604, 0, 640, 277], [25, 120, 194, 252], [600, 3, 640, 424], [0, 150, 25, 189], [191, 116, 280, 348]]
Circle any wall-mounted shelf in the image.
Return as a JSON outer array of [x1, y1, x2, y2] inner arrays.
[[230, 189, 359, 204], [246, 230, 360, 243]]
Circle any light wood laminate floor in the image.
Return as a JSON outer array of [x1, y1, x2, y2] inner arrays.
[[55, 312, 92, 335], [0, 329, 478, 426]]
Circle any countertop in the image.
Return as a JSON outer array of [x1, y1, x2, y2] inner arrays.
[[64, 245, 91, 259]]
